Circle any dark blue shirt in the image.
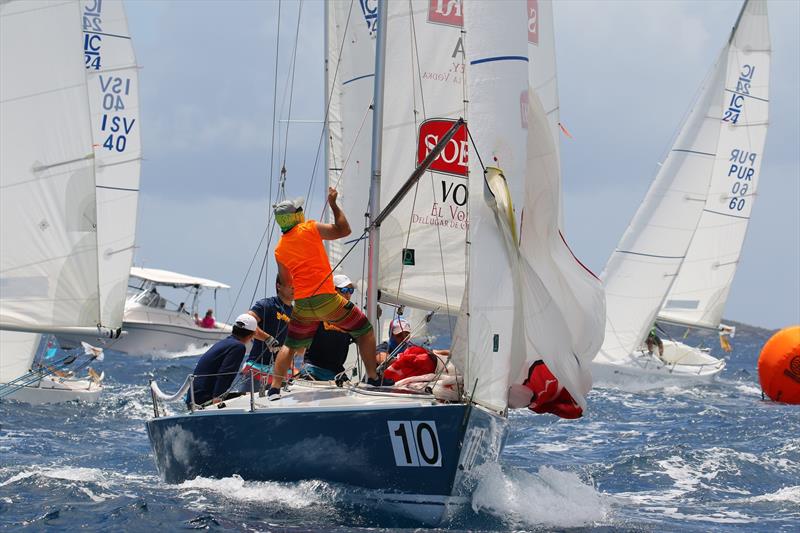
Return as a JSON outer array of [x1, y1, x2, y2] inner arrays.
[[305, 322, 354, 373], [191, 336, 246, 404], [247, 296, 293, 363]]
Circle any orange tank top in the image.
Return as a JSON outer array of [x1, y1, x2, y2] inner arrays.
[[274, 220, 335, 299]]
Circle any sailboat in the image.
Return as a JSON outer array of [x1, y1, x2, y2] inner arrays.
[[146, 0, 604, 523], [0, 0, 141, 401], [593, 0, 770, 385]]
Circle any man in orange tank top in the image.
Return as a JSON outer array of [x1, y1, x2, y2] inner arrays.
[[268, 187, 388, 400]]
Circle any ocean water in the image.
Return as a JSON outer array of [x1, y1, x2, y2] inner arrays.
[[1, 325, 797, 531]]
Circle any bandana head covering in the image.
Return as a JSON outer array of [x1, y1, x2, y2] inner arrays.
[[274, 198, 305, 233]]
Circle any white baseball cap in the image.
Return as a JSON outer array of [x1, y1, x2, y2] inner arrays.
[[333, 274, 353, 288], [390, 318, 411, 335], [234, 313, 258, 332]]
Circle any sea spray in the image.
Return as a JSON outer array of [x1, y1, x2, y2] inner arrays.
[[471, 462, 609, 528]]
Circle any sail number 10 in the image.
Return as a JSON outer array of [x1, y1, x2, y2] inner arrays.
[[387, 421, 442, 467]]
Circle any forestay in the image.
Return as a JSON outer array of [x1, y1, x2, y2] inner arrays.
[[659, 0, 770, 331], [82, 0, 143, 329], [596, 17, 733, 364], [0, 1, 100, 331]]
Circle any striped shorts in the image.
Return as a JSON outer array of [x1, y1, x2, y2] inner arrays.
[[286, 293, 372, 349]]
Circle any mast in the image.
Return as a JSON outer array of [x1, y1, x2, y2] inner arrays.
[[366, 0, 388, 327]]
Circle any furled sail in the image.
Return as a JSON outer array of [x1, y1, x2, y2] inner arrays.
[[0, 0, 100, 331], [596, 17, 735, 364], [82, 0, 142, 329], [658, 0, 770, 331]]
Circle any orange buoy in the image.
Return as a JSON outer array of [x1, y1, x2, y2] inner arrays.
[[758, 326, 800, 404]]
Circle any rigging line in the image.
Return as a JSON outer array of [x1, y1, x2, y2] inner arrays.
[[224, 224, 270, 324], [307, 0, 357, 217], [409, 3, 455, 330], [281, 0, 304, 171], [318, 103, 373, 219], [392, 0, 421, 311]]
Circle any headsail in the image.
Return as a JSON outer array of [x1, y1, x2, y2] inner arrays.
[[0, 0, 100, 331], [658, 0, 770, 331], [453, 0, 530, 412], [83, 0, 142, 329]]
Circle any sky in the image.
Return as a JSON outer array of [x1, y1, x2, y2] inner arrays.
[[124, 0, 799, 330]]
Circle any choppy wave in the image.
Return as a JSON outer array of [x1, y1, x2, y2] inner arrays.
[[471, 463, 610, 528]]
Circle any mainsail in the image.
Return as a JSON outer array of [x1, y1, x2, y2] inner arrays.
[[82, 0, 143, 329], [0, 1, 100, 331], [326, 0, 468, 314], [596, 1, 768, 364], [658, 0, 770, 331]]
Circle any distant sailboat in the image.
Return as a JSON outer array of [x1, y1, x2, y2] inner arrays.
[[0, 0, 141, 401], [593, 0, 770, 385], [146, 0, 604, 523]]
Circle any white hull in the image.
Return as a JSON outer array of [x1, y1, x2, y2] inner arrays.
[[2, 376, 103, 404], [591, 340, 725, 389], [107, 321, 229, 355]]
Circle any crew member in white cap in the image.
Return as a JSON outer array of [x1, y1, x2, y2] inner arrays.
[[300, 273, 357, 381], [187, 313, 257, 407]]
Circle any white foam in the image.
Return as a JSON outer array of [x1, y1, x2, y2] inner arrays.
[[749, 486, 800, 504], [177, 475, 334, 509], [471, 463, 609, 528]]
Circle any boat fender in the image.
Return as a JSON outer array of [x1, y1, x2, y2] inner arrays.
[[758, 325, 800, 404], [509, 361, 583, 419]]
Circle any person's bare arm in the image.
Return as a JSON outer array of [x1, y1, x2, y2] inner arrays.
[[316, 187, 351, 240], [247, 310, 269, 342]]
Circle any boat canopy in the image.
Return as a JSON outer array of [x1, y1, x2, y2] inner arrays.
[[129, 267, 230, 290]]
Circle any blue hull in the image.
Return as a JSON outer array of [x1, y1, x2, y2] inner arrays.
[[146, 396, 505, 519]]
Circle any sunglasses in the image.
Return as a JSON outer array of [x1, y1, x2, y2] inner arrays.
[[337, 287, 355, 295]]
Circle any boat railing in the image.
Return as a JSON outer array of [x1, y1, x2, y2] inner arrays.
[[149, 369, 258, 418]]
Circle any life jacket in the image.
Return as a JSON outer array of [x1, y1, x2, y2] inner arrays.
[[521, 360, 583, 419], [383, 345, 437, 382]]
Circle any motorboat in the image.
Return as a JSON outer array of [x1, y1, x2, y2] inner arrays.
[[108, 267, 232, 355]]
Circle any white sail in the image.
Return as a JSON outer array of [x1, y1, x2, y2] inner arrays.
[[454, 0, 530, 412], [325, 0, 376, 294], [375, 1, 468, 313], [0, 0, 100, 331], [597, 34, 732, 364], [659, 0, 770, 331], [0, 331, 40, 384], [526, 0, 560, 166], [82, 0, 142, 329]]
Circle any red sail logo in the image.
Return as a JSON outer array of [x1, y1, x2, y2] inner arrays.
[[428, 0, 463, 27], [417, 119, 468, 177], [528, 0, 539, 45]]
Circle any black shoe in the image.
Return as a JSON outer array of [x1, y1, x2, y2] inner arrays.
[[267, 387, 282, 401], [365, 376, 394, 387]]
